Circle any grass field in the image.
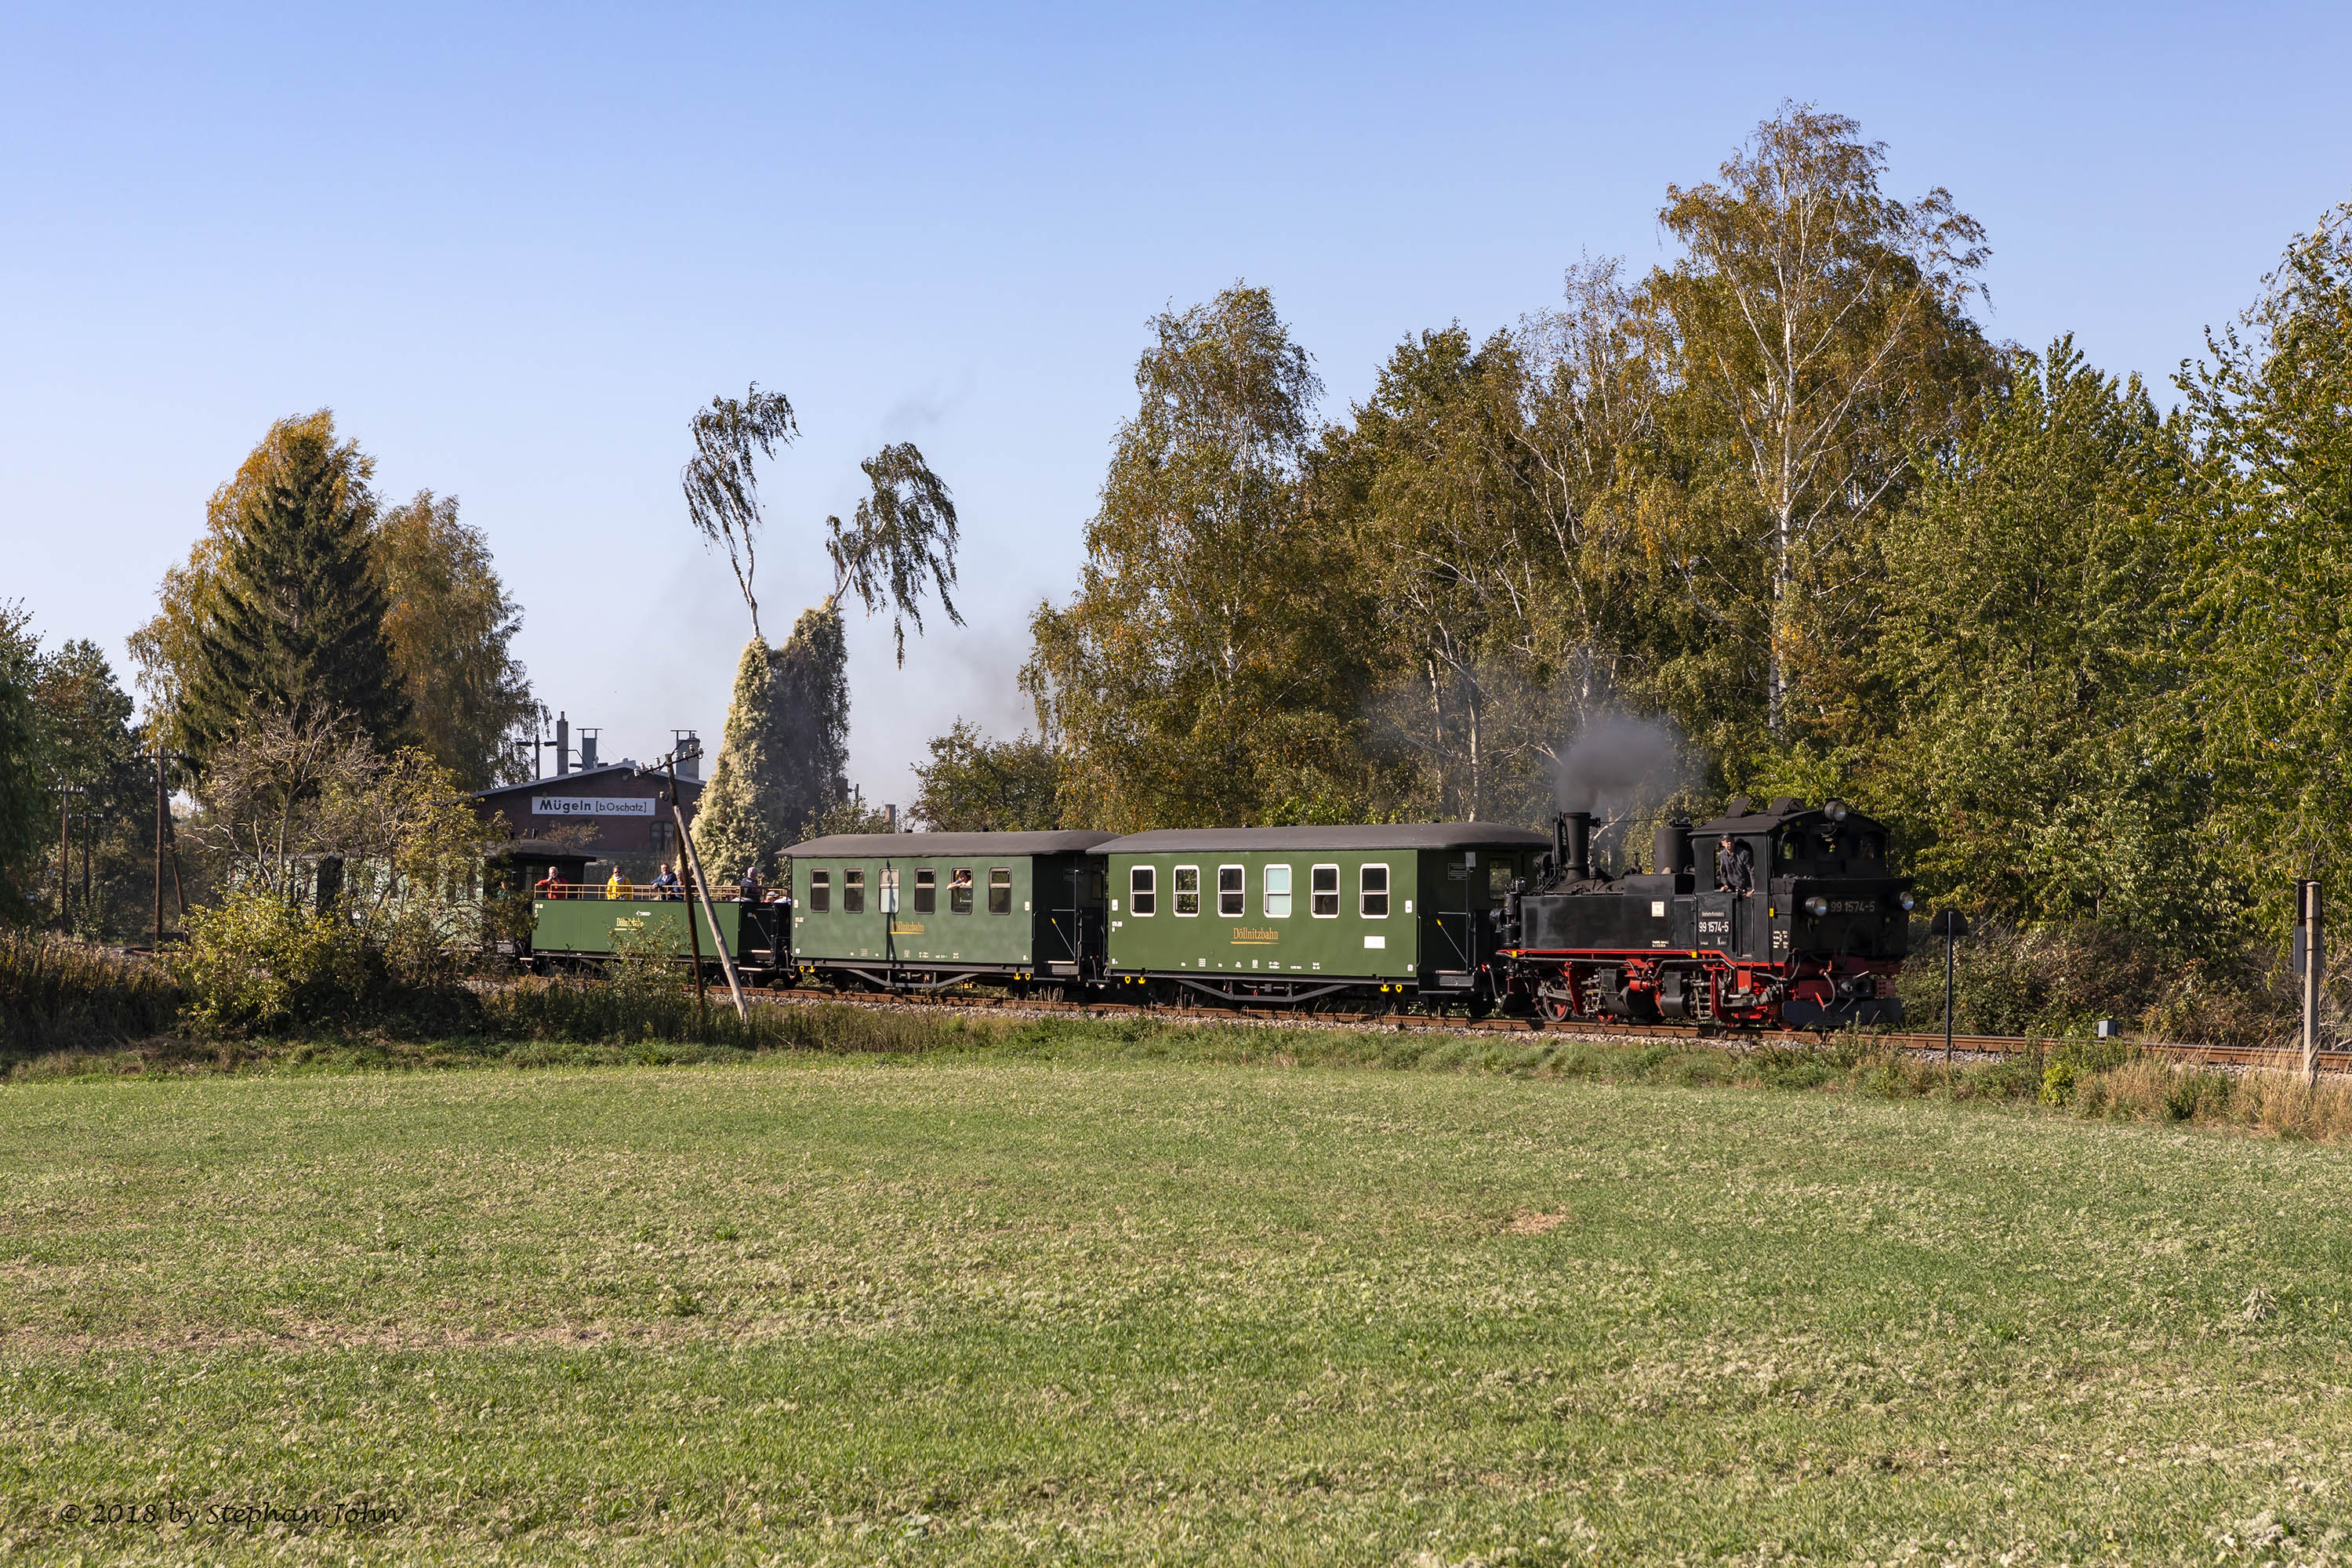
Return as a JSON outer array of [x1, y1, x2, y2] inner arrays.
[[4, 1033, 2350, 1564]]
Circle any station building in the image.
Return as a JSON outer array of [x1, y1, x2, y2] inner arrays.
[[467, 724, 706, 891]]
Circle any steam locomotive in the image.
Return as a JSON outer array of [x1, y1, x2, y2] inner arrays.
[[1497, 796, 1913, 1030]]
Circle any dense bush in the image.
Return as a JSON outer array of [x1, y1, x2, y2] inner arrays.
[[1893, 919, 2292, 1047], [0, 927, 180, 1052], [162, 889, 479, 1038]]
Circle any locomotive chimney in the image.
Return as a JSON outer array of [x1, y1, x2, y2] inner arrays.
[[1555, 811, 1593, 881]]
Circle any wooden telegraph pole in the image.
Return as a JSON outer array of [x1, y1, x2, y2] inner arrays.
[[652, 742, 746, 1025], [2296, 879, 2324, 1085], [51, 783, 85, 931], [153, 752, 167, 949]]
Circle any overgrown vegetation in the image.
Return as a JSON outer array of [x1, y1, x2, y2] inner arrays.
[[0, 928, 178, 1052]]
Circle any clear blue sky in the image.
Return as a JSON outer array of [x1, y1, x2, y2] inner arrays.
[[5, 2, 2347, 804]]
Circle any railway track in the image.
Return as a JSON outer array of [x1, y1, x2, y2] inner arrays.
[[735, 982, 2349, 1075]]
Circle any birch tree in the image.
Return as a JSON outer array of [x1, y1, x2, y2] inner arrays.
[[1649, 102, 1992, 735], [683, 386, 962, 868]]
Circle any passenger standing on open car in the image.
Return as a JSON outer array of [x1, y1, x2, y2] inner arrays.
[[1715, 834, 1754, 895], [651, 862, 683, 901]]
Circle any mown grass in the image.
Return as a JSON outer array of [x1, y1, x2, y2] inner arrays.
[[20, 992, 2352, 1149], [4, 1050, 2352, 1564]]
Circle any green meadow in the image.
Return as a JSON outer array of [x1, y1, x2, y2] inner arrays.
[[3, 1033, 2349, 1564]]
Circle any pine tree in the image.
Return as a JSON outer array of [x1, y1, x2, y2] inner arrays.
[[181, 412, 405, 769]]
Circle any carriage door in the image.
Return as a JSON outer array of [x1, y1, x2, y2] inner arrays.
[[1040, 861, 1083, 975], [1432, 851, 1477, 978]]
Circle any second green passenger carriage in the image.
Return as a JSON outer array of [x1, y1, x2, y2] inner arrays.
[[784, 831, 1116, 991]]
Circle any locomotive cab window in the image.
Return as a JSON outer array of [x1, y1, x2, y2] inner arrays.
[[949, 868, 973, 914], [1360, 863, 1390, 918], [913, 868, 935, 913], [1263, 864, 1291, 919], [988, 867, 1012, 915], [1218, 866, 1245, 917], [1130, 866, 1156, 916], [1174, 866, 1200, 916], [843, 869, 865, 913], [1310, 865, 1339, 916], [1487, 859, 1514, 896], [809, 870, 830, 913]]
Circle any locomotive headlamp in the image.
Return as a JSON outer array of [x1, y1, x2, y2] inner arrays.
[[1804, 895, 1830, 917], [1824, 799, 1849, 823], [1897, 891, 1915, 912]]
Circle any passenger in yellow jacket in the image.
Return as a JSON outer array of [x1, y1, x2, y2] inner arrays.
[[604, 869, 629, 900]]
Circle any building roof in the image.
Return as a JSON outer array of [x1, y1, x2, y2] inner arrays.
[[1693, 797, 1879, 836], [470, 764, 700, 800], [1093, 822, 1552, 855], [782, 830, 1120, 858]]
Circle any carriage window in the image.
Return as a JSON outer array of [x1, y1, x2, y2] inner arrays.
[[949, 867, 973, 914], [1218, 866, 1244, 917], [1360, 863, 1389, 918], [809, 870, 829, 912], [989, 867, 1012, 914], [1263, 864, 1292, 918], [1130, 866, 1156, 916], [880, 867, 900, 913], [913, 868, 935, 913], [1311, 864, 1339, 916], [843, 869, 865, 913], [1488, 859, 1514, 895], [1088, 869, 1105, 901], [1174, 866, 1200, 916]]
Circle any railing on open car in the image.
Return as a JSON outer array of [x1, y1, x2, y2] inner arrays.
[[530, 882, 788, 903]]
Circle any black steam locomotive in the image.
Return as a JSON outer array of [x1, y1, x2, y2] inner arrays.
[[1497, 796, 1913, 1031]]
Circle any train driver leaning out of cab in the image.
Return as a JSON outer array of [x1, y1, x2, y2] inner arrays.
[[604, 867, 627, 901], [1715, 834, 1755, 895], [650, 862, 683, 901]]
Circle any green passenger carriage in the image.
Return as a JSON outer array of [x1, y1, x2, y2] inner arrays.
[[785, 831, 1116, 992], [1094, 824, 1550, 1007], [523, 894, 790, 979]]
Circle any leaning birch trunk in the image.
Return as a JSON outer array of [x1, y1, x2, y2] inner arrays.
[[673, 798, 746, 1021]]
